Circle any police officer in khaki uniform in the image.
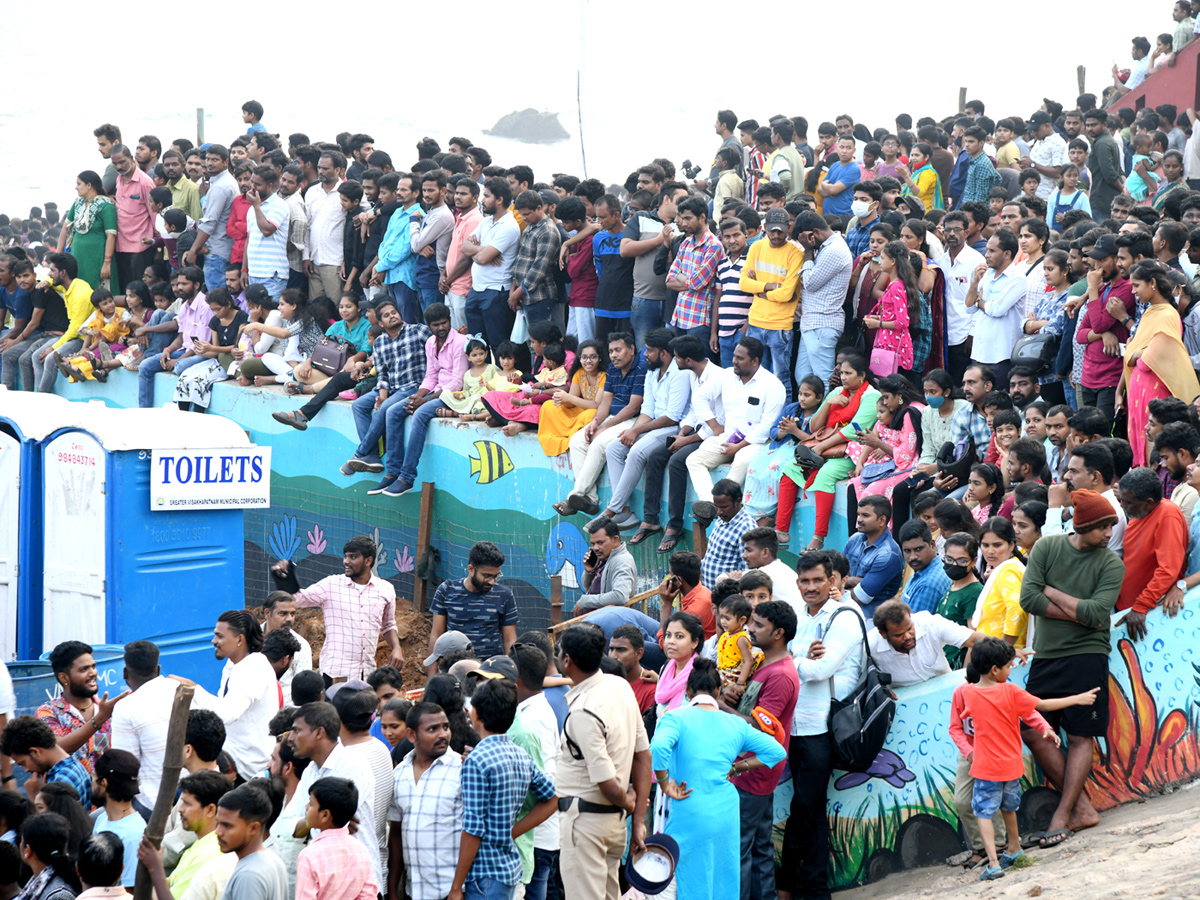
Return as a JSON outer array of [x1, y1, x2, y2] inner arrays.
[[555, 624, 652, 900]]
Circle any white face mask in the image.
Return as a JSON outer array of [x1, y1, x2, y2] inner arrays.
[[851, 200, 872, 219]]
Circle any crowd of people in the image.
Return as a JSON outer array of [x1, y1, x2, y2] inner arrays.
[[2, 8, 1200, 893]]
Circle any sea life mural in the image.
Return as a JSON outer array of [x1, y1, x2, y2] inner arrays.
[[546, 522, 587, 590], [469, 440, 514, 484]]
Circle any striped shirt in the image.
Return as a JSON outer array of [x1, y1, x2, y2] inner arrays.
[[716, 256, 752, 337], [244, 194, 291, 278], [668, 229, 724, 330], [746, 147, 766, 208]]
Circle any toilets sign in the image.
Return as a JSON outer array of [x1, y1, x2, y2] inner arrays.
[[150, 448, 272, 510]]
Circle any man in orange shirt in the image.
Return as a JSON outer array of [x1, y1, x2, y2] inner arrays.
[[1115, 467, 1188, 641], [656, 551, 715, 641]]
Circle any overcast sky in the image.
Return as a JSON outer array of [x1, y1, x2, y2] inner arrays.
[[0, 0, 1180, 213]]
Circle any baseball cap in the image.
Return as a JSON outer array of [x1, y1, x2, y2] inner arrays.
[[244, 283, 270, 306], [764, 208, 790, 232], [1028, 111, 1053, 128], [96, 749, 140, 795], [325, 678, 371, 701], [1086, 234, 1119, 259], [422, 631, 473, 668], [469, 655, 518, 682]]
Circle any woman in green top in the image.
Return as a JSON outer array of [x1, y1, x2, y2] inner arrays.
[[774, 353, 880, 550], [58, 171, 117, 293], [936, 532, 982, 669]]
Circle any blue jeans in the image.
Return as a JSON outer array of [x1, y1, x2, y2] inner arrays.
[[352, 386, 416, 459], [137, 348, 199, 408], [794, 325, 840, 384], [385, 397, 446, 482], [524, 299, 554, 323], [630, 296, 663, 348], [466, 288, 514, 351], [249, 273, 288, 300], [390, 282, 422, 325], [526, 848, 558, 900], [417, 284, 443, 311], [718, 331, 741, 368], [463, 876, 516, 900], [671, 322, 711, 343], [748, 325, 794, 403], [287, 268, 308, 291], [203, 254, 229, 297], [146, 310, 176, 354]]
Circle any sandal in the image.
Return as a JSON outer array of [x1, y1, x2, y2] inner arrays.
[[657, 531, 682, 553], [629, 525, 662, 546], [552, 501, 576, 516], [979, 865, 1004, 882], [271, 410, 309, 431], [1038, 828, 1070, 849], [999, 849, 1025, 869], [285, 381, 304, 395]]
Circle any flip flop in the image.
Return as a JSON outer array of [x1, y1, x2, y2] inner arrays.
[[629, 525, 662, 546], [1038, 828, 1070, 849], [657, 532, 682, 554]]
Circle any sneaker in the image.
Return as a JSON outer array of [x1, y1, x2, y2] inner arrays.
[[367, 476, 398, 495], [382, 478, 414, 497], [348, 454, 384, 473], [338, 389, 357, 400], [339, 461, 356, 477]]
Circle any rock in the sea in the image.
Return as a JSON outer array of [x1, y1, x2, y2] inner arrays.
[[485, 108, 569, 143]]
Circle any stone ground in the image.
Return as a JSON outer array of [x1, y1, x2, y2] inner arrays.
[[841, 781, 1200, 900]]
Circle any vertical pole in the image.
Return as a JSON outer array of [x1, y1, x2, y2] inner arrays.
[[414, 482, 434, 613], [1077, 66, 1086, 98], [692, 521, 708, 560], [133, 683, 194, 900], [196, 108, 204, 146], [958, 88, 967, 114], [550, 575, 563, 626]]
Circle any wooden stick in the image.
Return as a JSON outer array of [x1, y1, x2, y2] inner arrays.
[[133, 683, 194, 900]]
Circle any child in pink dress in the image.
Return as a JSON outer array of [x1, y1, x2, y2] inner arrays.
[[864, 242, 915, 373]]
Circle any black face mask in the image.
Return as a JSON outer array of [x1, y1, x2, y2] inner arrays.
[[944, 562, 971, 581]]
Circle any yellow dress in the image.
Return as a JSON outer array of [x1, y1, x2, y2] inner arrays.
[[716, 630, 764, 687], [537, 369, 606, 456], [970, 559, 1027, 648], [441, 364, 500, 415]]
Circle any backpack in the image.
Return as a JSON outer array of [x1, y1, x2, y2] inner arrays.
[[824, 607, 897, 772]]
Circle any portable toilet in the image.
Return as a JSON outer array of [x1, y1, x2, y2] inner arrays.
[[0, 389, 86, 662], [37, 406, 269, 686]]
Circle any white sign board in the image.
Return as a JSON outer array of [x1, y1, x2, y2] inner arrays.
[[150, 448, 271, 511]]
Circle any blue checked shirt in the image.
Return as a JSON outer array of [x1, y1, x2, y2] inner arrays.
[[46, 755, 92, 807], [845, 530, 904, 619], [961, 153, 1002, 204], [373, 323, 432, 393], [701, 506, 755, 588], [461, 734, 555, 885], [949, 401, 991, 459], [901, 561, 953, 614], [799, 232, 852, 332]]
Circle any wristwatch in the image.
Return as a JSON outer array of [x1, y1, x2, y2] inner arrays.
[[1177, 579, 1188, 592]]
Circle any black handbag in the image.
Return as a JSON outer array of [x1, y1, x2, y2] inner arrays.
[[936, 438, 976, 485], [793, 444, 825, 472], [1011, 332, 1059, 377]]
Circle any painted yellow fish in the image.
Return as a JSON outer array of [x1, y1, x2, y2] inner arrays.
[[470, 440, 514, 484]]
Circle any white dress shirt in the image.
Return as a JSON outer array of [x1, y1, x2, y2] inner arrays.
[[720, 365, 786, 444], [276, 630, 313, 702], [788, 597, 864, 736], [868, 611, 972, 687], [760, 558, 803, 621], [304, 180, 346, 266], [192, 653, 279, 781], [935, 245, 984, 347], [516, 693, 560, 851], [110, 675, 182, 808], [683, 362, 727, 439], [972, 266, 1028, 364]]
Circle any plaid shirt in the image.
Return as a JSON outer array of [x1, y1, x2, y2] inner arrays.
[[46, 754, 92, 807], [950, 402, 992, 458], [461, 734, 555, 886], [701, 507, 755, 589], [373, 323, 432, 393], [295, 828, 377, 900], [961, 153, 1002, 204], [911, 291, 932, 372], [668, 229, 723, 330], [37, 696, 111, 775], [388, 750, 464, 900], [293, 574, 397, 680], [799, 233, 852, 331], [512, 216, 562, 306]]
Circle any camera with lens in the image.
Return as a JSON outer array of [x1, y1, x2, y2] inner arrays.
[[680, 159, 702, 180]]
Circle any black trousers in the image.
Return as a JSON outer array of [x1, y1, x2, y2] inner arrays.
[[114, 248, 155, 293], [778, 732, 834, 899], [640, 440, 701, 531], [299, 371, 357, 420]]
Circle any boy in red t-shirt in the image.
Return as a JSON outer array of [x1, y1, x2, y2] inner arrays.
[[949, 637, 1098, 881]]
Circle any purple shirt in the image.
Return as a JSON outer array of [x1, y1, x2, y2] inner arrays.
[[421, 328, 470, 393], [176, 293, 211, 346]]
